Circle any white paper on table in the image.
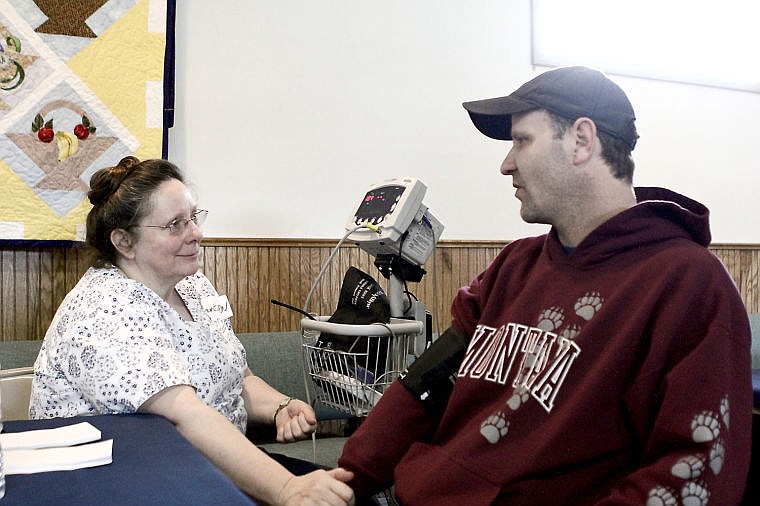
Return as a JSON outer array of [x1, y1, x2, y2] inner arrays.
[[3, 439, 113, 475], [0, 422, 101, 450]]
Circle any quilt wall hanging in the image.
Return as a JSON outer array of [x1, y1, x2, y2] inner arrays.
[[0, 0, 175, 244]]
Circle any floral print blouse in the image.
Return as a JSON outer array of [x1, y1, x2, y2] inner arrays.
[[30, 267, 249, 432]]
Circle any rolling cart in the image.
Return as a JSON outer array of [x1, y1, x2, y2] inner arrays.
[[297, 177, 442, 506], [301, 316, 424, 416]]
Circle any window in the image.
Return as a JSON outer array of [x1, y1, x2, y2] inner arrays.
[[531, 0, 760, 93]]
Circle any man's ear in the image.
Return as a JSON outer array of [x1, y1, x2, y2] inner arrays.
[[571, 117, 597, 165], [111, 228, 136, 259]]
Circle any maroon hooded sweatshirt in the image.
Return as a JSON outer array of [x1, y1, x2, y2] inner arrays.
[[340, 187, 752, 505]]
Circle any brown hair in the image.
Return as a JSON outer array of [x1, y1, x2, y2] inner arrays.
[[85, 156, 184, 267], [546, 110, 635, 183]]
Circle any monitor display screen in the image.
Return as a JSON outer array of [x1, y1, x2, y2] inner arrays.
[[353, 185, 405, 226]]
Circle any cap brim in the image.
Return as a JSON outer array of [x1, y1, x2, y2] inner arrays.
[[462, 96, 536, 140]]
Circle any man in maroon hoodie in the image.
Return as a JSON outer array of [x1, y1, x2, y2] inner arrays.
[[339, 66, 752, 505]]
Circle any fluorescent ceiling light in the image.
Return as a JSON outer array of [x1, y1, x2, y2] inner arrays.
[[531, 0, 760, 93]]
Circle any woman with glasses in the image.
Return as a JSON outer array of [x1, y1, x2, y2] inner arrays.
[[30, 157, 355, 506]]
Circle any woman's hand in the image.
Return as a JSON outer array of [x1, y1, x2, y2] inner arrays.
[[278, 468, 355, 506], [241, 369, 320, 439], [274, 398, 318, 442], [140, 381, 352, 505]]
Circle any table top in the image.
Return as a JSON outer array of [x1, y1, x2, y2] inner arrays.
[[1, 413, 256, 506]]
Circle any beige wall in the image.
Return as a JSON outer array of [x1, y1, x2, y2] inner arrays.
[[167, 0, 760, 243]]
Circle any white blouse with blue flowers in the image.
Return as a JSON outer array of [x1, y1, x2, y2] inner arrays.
[[30, 267, 249, 432]]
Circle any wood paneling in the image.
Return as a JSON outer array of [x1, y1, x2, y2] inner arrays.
[[1, 240, 758, 341]]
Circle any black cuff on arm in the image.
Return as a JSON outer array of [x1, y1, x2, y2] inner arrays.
[[399, 326, 469, 420]]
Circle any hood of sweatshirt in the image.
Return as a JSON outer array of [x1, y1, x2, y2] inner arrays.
[[544, 187, 711, 267]]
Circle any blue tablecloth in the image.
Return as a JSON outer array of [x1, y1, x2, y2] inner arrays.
[[1, 414, 256, 506], [753, 369, 760, 408]]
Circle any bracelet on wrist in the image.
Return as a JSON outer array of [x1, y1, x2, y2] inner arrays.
[[273, 397, 293, 425]]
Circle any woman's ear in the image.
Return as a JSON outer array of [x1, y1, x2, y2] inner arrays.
[[111, 228, 136, 259], [571, 117, 597, 165]]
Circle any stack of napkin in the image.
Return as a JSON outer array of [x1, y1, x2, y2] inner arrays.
[[1, 422, 112, 474]]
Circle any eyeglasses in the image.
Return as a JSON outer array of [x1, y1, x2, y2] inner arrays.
[[137, 209, 208, 235]]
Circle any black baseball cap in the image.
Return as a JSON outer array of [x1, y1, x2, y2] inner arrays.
[[462, 66, 638, 150]]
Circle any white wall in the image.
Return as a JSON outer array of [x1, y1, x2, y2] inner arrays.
[[167, 0, 760, 242]]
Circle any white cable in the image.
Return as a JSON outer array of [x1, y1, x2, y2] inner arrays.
[[300, 224, 369, 463], [303, 225, 368, 314]]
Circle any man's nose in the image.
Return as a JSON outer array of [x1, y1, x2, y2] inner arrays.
[[501, 148, 516, 175]]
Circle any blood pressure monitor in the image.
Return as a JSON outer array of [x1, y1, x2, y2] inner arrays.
[[346, 177, 443, 267]]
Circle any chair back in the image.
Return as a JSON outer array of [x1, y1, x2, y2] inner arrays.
[[0, 366, 34, 421]]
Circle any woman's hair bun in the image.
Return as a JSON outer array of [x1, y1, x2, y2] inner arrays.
[[88, 156, 141, 206]]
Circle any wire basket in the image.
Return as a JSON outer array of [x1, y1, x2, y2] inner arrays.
[[301, 317, 424, 417]]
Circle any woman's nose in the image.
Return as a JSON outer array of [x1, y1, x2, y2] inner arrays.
[[187, 219, 203, 241]]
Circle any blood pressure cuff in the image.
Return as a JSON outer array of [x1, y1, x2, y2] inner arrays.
[[316, 267, 391, 380], [399, 326, 469, 420]]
